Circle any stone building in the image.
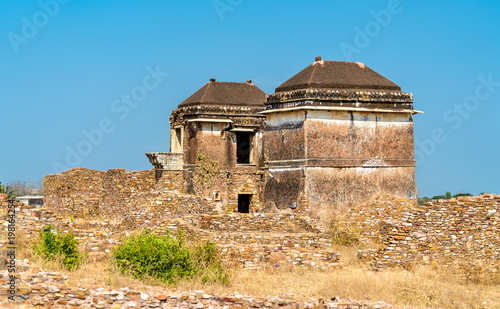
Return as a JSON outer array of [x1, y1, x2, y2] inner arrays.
[[146, 57, 420, 215], [147, 78, 267, 213]]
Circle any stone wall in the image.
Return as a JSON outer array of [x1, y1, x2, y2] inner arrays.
[[44, 168, 211, 219], [349, 194, 500, 273], [6, 204, 340, 270]]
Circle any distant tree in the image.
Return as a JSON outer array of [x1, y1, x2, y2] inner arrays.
[[445, 191, 452, 199], [418, 197, 432, 206], [7, 178, 43, 196], [453, 192, 473, 198], [431, 195, 447, 200]]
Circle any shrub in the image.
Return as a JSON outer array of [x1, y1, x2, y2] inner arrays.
[[113, 229, 228, 285], [191, 240, 229, 284], [35, 225, 83, 270], [330, 221, 361, 247], [195, 152, 223, 190]]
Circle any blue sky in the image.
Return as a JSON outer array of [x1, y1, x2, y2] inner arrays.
[[1, 0, 499, 197]]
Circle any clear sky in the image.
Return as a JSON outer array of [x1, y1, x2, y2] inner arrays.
[[1, 0, 499, 197]]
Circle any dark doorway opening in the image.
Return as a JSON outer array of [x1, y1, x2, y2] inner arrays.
[[236, 132, 252, 164], [238, 194, 252, 213]]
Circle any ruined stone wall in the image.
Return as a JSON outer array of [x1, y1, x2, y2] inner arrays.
[[190, 124, 265, 212], [44, 168, 193, 219], [6, 205, 339, 270], [44, 168, 105, 217], [349, 194, 500, 273]]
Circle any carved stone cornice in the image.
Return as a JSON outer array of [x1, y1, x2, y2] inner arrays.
[[171, 105, 264, 118], [266, 89, 413, 106]]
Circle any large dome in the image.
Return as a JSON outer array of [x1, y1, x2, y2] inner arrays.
[[275, 57, 401, 93]]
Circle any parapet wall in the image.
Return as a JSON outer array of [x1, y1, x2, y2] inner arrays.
[[350, 194, 500, 272]]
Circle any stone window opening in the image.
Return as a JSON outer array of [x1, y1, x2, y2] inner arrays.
[[171, 126, 183, 153], [236, 132, 252, 164], [238, 194, 252, 213], [213, 190, 221, 201]]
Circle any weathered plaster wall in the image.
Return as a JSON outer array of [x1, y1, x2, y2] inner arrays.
[[264, 111, 306, 164], [264, 168, 305, 210], [196, 124, 264, 168], [263, 109, 416, 214], [198, 123, 235, 167], [305, 111, 414, 166], [306, 167, 416, 215]]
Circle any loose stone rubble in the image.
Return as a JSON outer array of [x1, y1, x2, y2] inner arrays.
[[0, 260, 393, 308]]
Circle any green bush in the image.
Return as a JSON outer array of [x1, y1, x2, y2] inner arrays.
[[35, 225, 83, 270], [191, 240, 229, 284], [330, 221, 361, 247], [113, 229, 228, 285]]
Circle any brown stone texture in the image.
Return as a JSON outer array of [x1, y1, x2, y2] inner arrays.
[[44, 168, 211, 219], [348, 194, 500, 273], [168, 105, 266, 210], [2, 205, 339, 270]]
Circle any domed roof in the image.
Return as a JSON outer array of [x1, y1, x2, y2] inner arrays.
[[274, 57, 401, 93], [178, 79, 266, 109]]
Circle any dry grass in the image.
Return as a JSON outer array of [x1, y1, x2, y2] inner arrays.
[[220, 267, 499, 309]]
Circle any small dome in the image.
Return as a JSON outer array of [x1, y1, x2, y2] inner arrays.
[[178, 79, 266, 108]]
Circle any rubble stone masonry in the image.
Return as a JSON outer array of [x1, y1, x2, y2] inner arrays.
[[44, 168, 213, 219], [351, 194, 500, 273]]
